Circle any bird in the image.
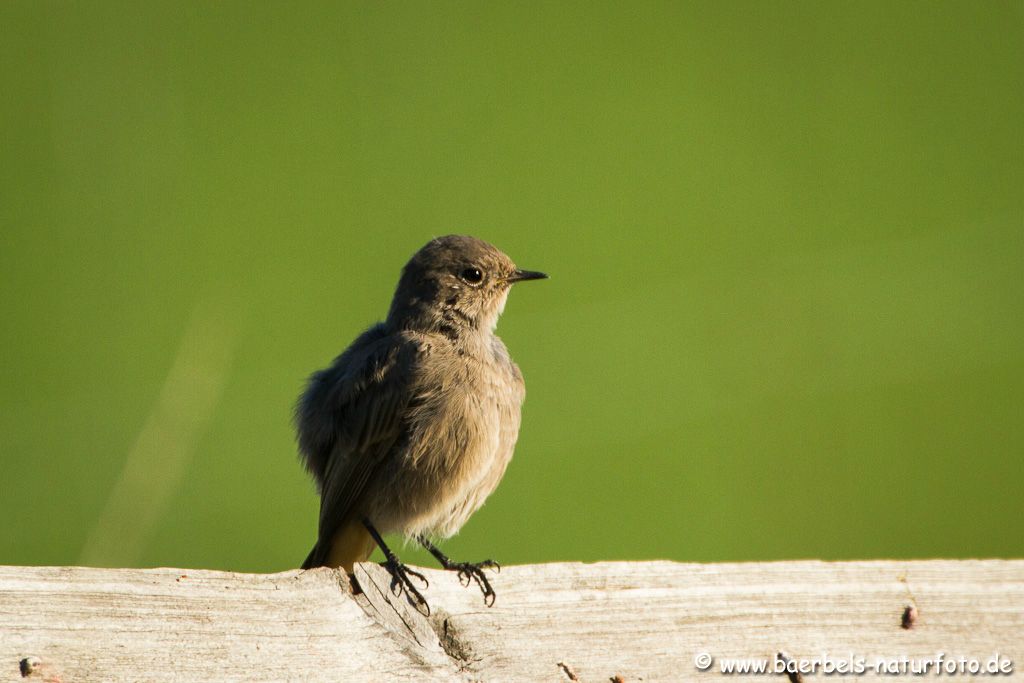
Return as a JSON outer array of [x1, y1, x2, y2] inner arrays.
[[295, 235, 546, 611]]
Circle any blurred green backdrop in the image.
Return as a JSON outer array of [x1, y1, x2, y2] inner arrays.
[[2, 1, 1021, 573]]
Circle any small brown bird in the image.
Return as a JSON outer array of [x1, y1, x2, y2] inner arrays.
[[295, 235, 546, 610]]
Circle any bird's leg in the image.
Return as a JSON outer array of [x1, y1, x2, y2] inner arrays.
[[362, 519, 430, 613], [417, 536, 500, 607]]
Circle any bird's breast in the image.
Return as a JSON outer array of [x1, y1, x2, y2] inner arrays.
[[413, 353, 521, 474], [383, 344, 524, 537]]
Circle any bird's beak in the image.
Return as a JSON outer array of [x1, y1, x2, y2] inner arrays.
[[507, 269, 548, 283]]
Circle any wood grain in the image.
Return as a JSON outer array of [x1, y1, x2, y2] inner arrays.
[[2, 560, 1022, 681]]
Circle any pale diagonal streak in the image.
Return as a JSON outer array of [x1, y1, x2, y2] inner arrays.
[[79, 298, 237, 566]]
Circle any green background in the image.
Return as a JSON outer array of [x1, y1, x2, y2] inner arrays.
[[2, 1, 1021, 573]]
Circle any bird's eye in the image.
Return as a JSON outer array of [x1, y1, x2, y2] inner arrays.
[[460, 267, 484, 285]]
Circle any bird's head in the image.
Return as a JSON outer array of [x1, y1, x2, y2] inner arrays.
[[386, 235, 547, 338]]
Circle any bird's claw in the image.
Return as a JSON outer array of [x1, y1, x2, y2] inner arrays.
[[383, 558, 431, 614], [451, 560, 498, 606]]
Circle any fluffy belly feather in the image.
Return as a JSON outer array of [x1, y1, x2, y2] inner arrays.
[[370, 365, 521, 538]]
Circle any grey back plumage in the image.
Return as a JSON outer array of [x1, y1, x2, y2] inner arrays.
[[295, 325, 423, 566]]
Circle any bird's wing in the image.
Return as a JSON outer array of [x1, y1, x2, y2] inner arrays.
[[297, 329, 425, 554]]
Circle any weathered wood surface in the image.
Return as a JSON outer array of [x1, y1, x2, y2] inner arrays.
[[2, 560, 1022, 682]]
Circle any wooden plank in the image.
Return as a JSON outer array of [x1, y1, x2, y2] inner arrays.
[[0, 565, 457, 682], [3, 560, 1022, 682]]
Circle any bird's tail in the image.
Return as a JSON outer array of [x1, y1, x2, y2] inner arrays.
[[301, 520, 377, 572]]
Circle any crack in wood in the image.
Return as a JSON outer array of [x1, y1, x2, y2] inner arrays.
[[429, 608, 480, 673], [350, 563, 467, 675]]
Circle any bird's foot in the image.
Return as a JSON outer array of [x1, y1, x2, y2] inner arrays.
[[382, 556, 430, 614], [416, 536, 500, 607], [445, 559, 500, 606]]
